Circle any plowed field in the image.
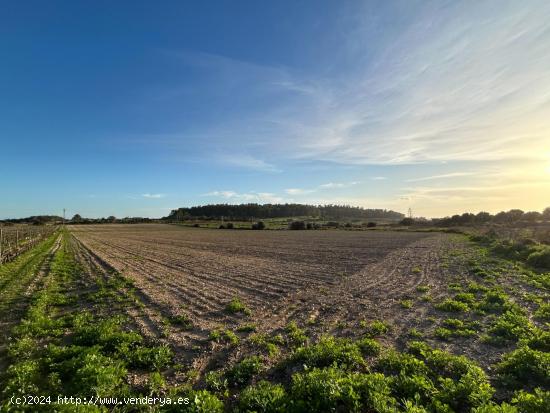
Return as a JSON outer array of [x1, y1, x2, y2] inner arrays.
[[70, 225, 462, 364]]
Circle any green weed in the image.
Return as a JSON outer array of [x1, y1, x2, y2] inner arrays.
[[226, 297, 251, 315]]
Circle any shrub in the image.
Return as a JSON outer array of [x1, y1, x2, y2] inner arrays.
[[496, 347, 550, 390], [286, 321, 307, 347], [400, 299, 414, 309], [364, 320, 390, 337], [8, 336, 38, 359], [226, 222, 234, 229], [126, 344, 173, 370], [376, 350, 430, 377], [251, 221, 265, 230], [250, 333, 281, 357], [237, 323, 257, 333], [442, 318, 465, 329], [226, 297, 251, 315], [227, 356, 263, 387], [468, 402, 517, 412], [512, 388, 550, 412], [470, 266, 491, 278], [522, 328, 550, 352], [467, 282, 489, 293], [448, 282, 462, 292], [290, 368, 396, 413], [406, 342, 494, 410], [72, 314, 142, 352], [435, 299, 470, 312], [526, 246, 550, 269], [289, 221, 306, 230], [209, 329, 239, 345], [70, 351, 128, 397], [356, 338, 381, 356], [237, 381, 286, 413], [454, 292, 476, 304], [148, 371, 166, 396], [435, 326, 476, 341], [390, 372, 436, 406], [408, 328, 423, 339], [290, 337, 364, 369], [534, 303, 550, 321], [366, 222, 377, 228], [169, 313, 193, 330], [223, 330, 239, 345], [434, 318, 478, 341], [416, 285, 430, 293], [3, 359, 42, 396], [486, 310, 533, 345], [476, 290, 511, 313], [204, 370, 228, 394]]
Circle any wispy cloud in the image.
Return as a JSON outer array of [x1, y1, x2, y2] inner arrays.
[[128, 3, 550, 216], [406, 172, 475, 182], [319, 181, 360, 189], [217, 154, 281, 173], [285, 188, 314, 195], [157, 3, 550, 168], [142, 193, 165, 199], [284, 181, 360, 196], [205, 190, 283, 203]]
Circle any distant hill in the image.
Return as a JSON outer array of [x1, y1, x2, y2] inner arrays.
[[164, 203, 404, 221]]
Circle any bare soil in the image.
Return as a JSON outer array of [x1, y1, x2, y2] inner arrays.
[[69, 224, 471, 372]]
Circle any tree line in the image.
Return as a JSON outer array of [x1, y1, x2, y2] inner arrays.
[[426, 207, 550, 226], [68, 214, 153, 224], [0, 215, 154, 225], [0, 215, 62, 225], [164, 203, 404, 221]]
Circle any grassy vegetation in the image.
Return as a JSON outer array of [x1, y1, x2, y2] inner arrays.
[[0, 233, 58, 316], [0, 231, 179, 410], [168, 313, 194, 329], [435, 298, 470, 312], [226, 297, 251, 315], [209, 328, 240, 345], [470, 232, 550, 270], [399, 299, 414, 309]]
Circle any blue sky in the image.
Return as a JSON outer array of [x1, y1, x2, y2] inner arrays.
[[1, 1, 550, 219]]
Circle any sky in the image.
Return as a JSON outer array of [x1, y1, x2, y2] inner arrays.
[[1, 0, 550, 219]]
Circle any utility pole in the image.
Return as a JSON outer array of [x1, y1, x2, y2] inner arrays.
[[408, 207, 413, 219], [63, 208, 66, 228]]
